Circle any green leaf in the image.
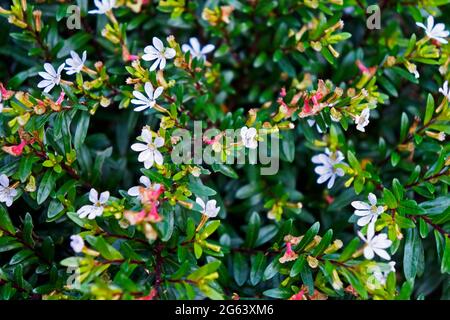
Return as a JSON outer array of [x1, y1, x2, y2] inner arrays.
[[187, 260, 221, 281], [85, 236, 123, 260], [296, 222, 320, 251], [211, 163, 238, 179], [347, 151, 361, 172], [200, 220, 220, 240], [194, 242, 203, 259], [0, 206, 15, 235], [37, 170, 56, 205], [263, 288, 292, 299], [74, 111, 90, 150], [290, 254, 306, 277], [312, 229, 333, 256], [250, 253, 266, 286], [263, 258, 281, 281], [188, 181, 217, 197], [400, 112, 409, 142], [23, 213, 34, 246], [233, 253, 249, 286], [383, 188, 397, 209], [10, 249, 34, 265], [403, 228, 421, 282], [441, 237, 450, 274], [424, 94, 434, 125], [244, 212, 260, 248], [236, 184, 259, 199]]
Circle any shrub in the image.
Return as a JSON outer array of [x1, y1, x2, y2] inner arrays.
[[0, 0, 449, 300]]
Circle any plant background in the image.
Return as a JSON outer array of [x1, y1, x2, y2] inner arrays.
[[0, 0, 449, 300]]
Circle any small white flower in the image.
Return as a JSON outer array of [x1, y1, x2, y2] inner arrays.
[[195, 197, 220, 218], [416, 15, 449, 44], [77, 188, 110, 219], [240, 126, 258, 149], [351, 193, 384, 227], [368, 261, 396, 287], [131, 128, 164, 169], [181, 37, 215, 60], [354, 108, 370, 132], [65, 51, 86, 75], [439, 81, 450, 100], [70, 235, 84, 253], [128, 175, 161, 199], [358, 223, 392, 260], [88, 0, 115, 14], [142, 37, 176, 71], [38, 63, 65, 93], [0, 174, 17, 207], [311, 149, 345, 189], [131, 82, 163, 112]]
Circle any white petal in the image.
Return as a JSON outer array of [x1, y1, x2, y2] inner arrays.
[[153, 86, 163, 100], [89, 188, 99, 203], [131, 143, 148, 152], [373, 248, 391, 260], [44, 63, 57, 77], [189, 37, 201, 53], [128, 186, 140, 197], [153, 150, 164, 165], [159, 57, 166, 70], [201, 44, 215, 55], [196, 197, 206, 211], [138, 149, 152, 162], [0, 174, 9, 187], [327, 174, 336, 189], [99, 191, 109, 204], [144, 82, 154, 100], [152, 37, 164, 51], [357, 215, 373, 227], [149, 58, 160, 71], [154, 137, 164, 148], [139, 176, 151, 188], [164, 48, 176, 59], [368, 193, 377, 206], [363, 247, 375, 260]]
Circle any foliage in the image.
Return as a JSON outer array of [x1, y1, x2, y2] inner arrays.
[[0, 0, 449, 300]]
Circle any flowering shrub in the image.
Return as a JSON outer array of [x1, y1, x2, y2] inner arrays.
[[0, 0, 449, 301]]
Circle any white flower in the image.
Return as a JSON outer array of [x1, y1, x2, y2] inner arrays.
[[311, 149, 345, 189], [416, 15, 449, 44], [131, 82, 163, 112], [181, 37, 215, 60], [131, 128, 164, 169], [88, 0, 115, 14], [142, 37, 176, 71], [65, 51, 86, 75], [77, 188, 110, 219], [38, 63, 65, 93], [358, 223, 392, 260], [195, 197, 220, 218], [70, 235, 84, 253], [354, 108, 370, 132], [240, 126, 258, 149], [439, 81, 450, 100], [128, 175, 161, 199], [368, 262, 396, 286], [351, 193, 384, 227], [0, 174, 17, 207]]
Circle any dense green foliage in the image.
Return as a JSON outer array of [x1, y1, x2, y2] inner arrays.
[[0, 0, 449, 300]]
